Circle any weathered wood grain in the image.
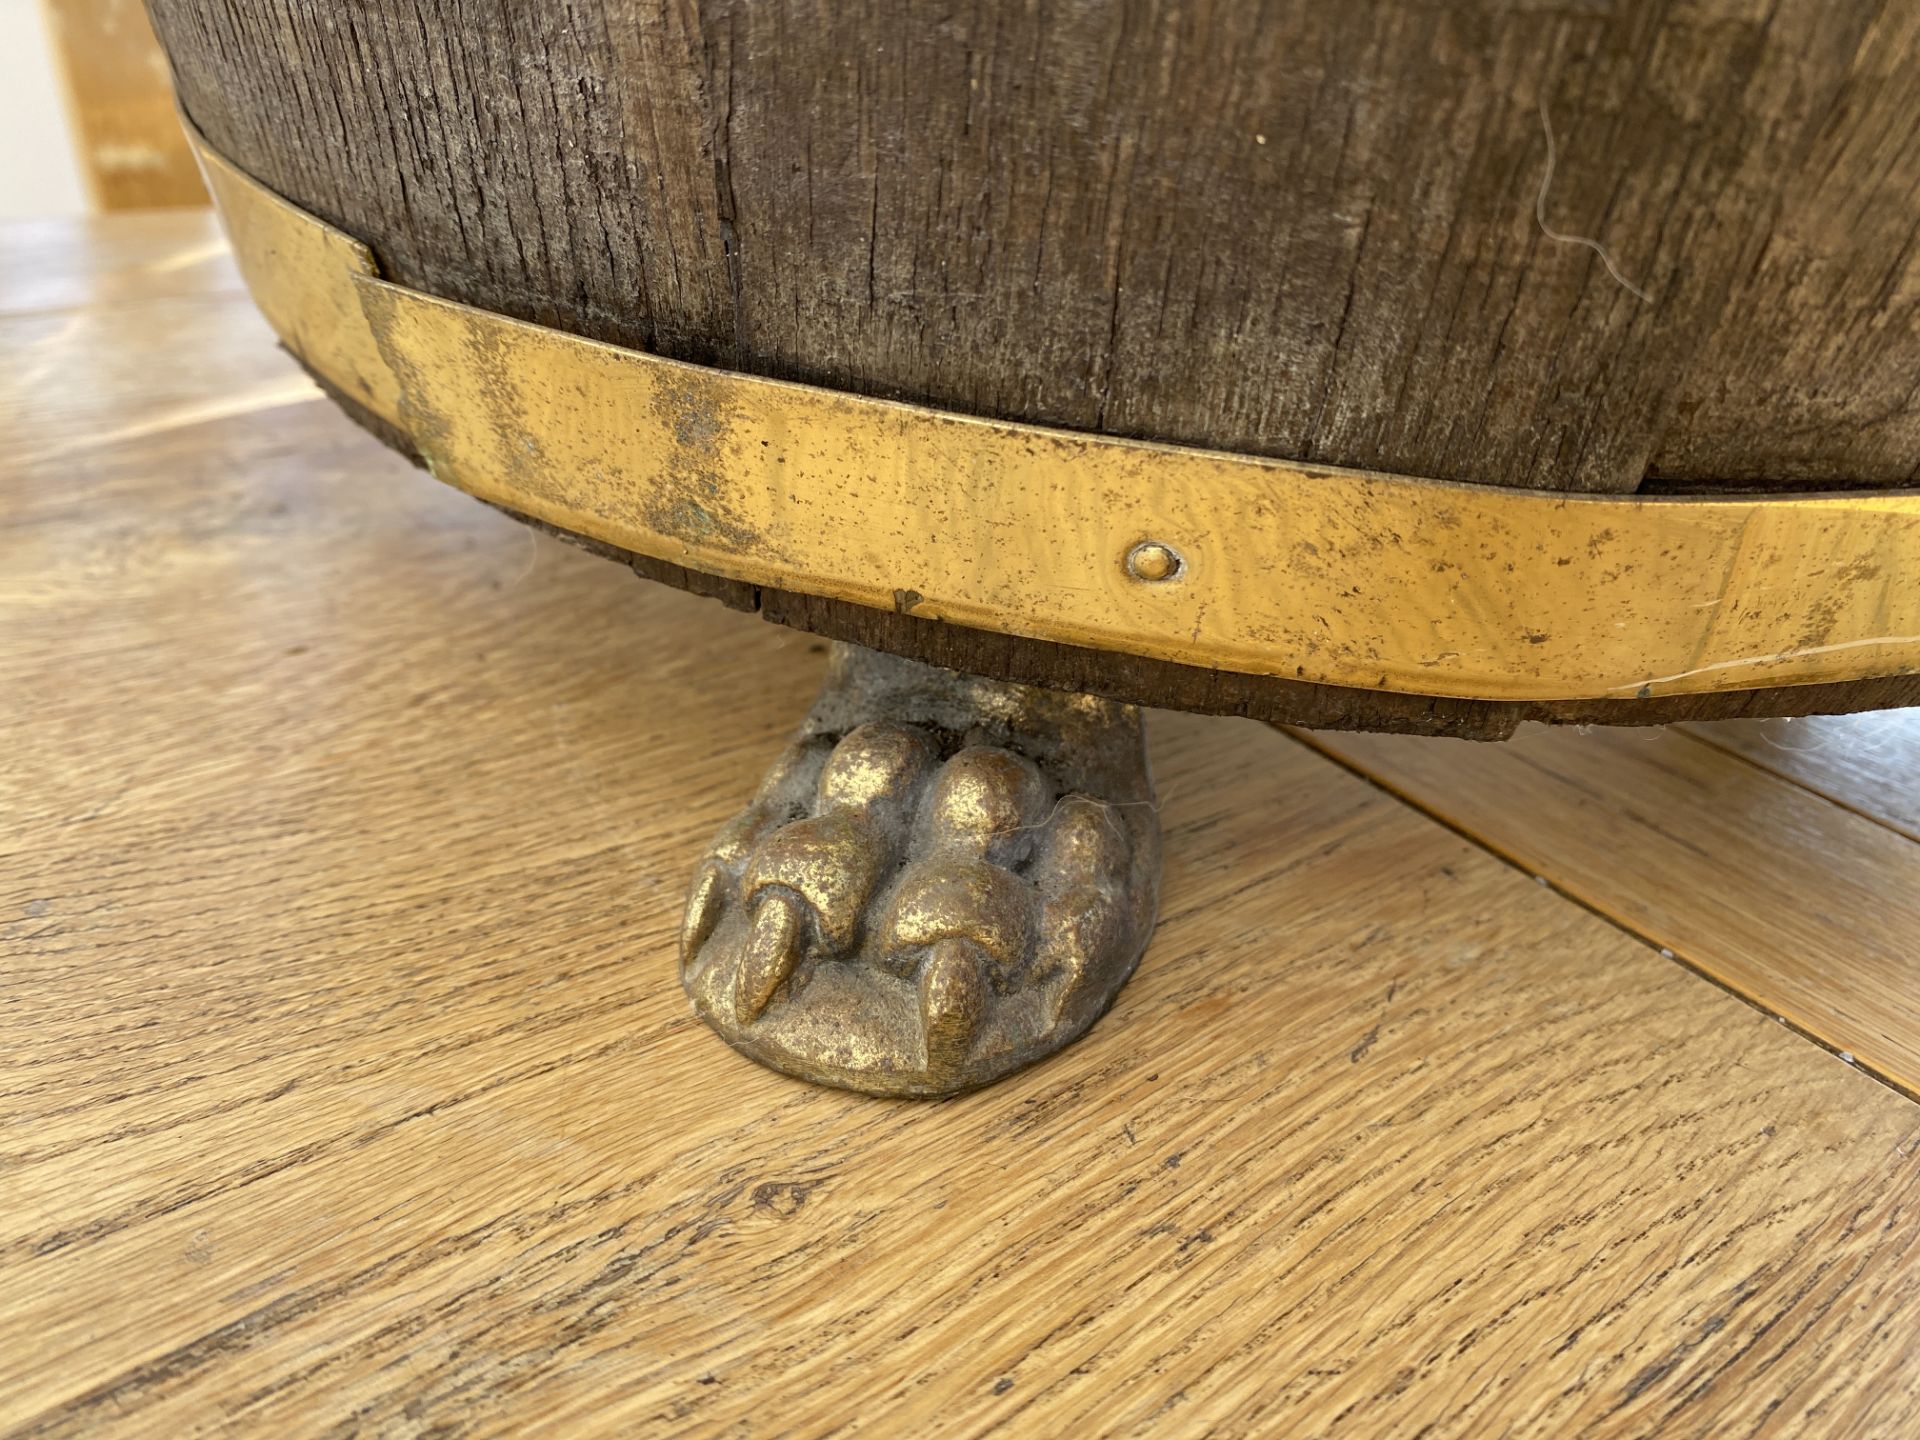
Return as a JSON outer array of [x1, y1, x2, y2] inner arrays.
[[147, 0, 1920, 494], [1301, 723, 1920, 1094], [5, 214, 1920, 1437]]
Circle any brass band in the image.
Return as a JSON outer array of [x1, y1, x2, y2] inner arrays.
[[188, 122, 1920, 704]]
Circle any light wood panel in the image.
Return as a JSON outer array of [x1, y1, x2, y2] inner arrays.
[[5, 214, 1920, 1437], [42, 0, 207, 211], [1302, 725, 1920, 1095], [1685, 713, 1920, 843], [0, 212, 236, 317], [0, 286, 317, 478]]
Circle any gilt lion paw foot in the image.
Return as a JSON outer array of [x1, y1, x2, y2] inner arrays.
[[680, 644, 1160, 1096]]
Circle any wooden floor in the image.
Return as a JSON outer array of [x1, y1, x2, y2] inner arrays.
[[4, 214, 1919, 1439]]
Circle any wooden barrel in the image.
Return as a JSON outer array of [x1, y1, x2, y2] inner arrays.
[[148, 1, 1920, 738]]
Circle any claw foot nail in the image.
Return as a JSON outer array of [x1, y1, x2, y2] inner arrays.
[[737, 890, 805, 1020], [682, 862, 728, 965], [919, 939, 988, 1071]]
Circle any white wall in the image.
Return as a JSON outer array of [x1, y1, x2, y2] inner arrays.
[[0, 0, 88, 218]]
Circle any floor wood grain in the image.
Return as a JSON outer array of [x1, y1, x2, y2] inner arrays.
[[1301, 725, 1920, 1097], [0, 213, 236, 317], [1684, 714, 1920, 844], [5, 215, 1920, 1438]]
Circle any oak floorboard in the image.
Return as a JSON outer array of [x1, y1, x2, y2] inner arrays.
[[1683, 714, 1920, 844], [1301, 725, 1920, 1096], [0, 212, 236, 317]]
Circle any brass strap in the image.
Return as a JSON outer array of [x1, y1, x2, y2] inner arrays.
[[189, 124, 1920, 703]]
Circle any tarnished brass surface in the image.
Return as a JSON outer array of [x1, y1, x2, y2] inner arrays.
[[189, 122, 1920, 704], [682, 645, 1160, 1097]]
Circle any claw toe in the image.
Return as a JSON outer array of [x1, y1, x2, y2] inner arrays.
[[1032, 795, 1133, 889], [744, 810, 889, 954], [737, 889, 806, 1020], [682, 862, 728, 964], [1037, 883, 1122, 1019], [883, 859, 1035, 984], [712, 741, 825, 865], [919, 938, 987, 1072], [816, 722, 935, 818], [926, 747, 1051, 862]]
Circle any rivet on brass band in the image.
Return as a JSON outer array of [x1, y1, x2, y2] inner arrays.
[[185, 118, 1920, 704], [1125, 542, 1184, 584]]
